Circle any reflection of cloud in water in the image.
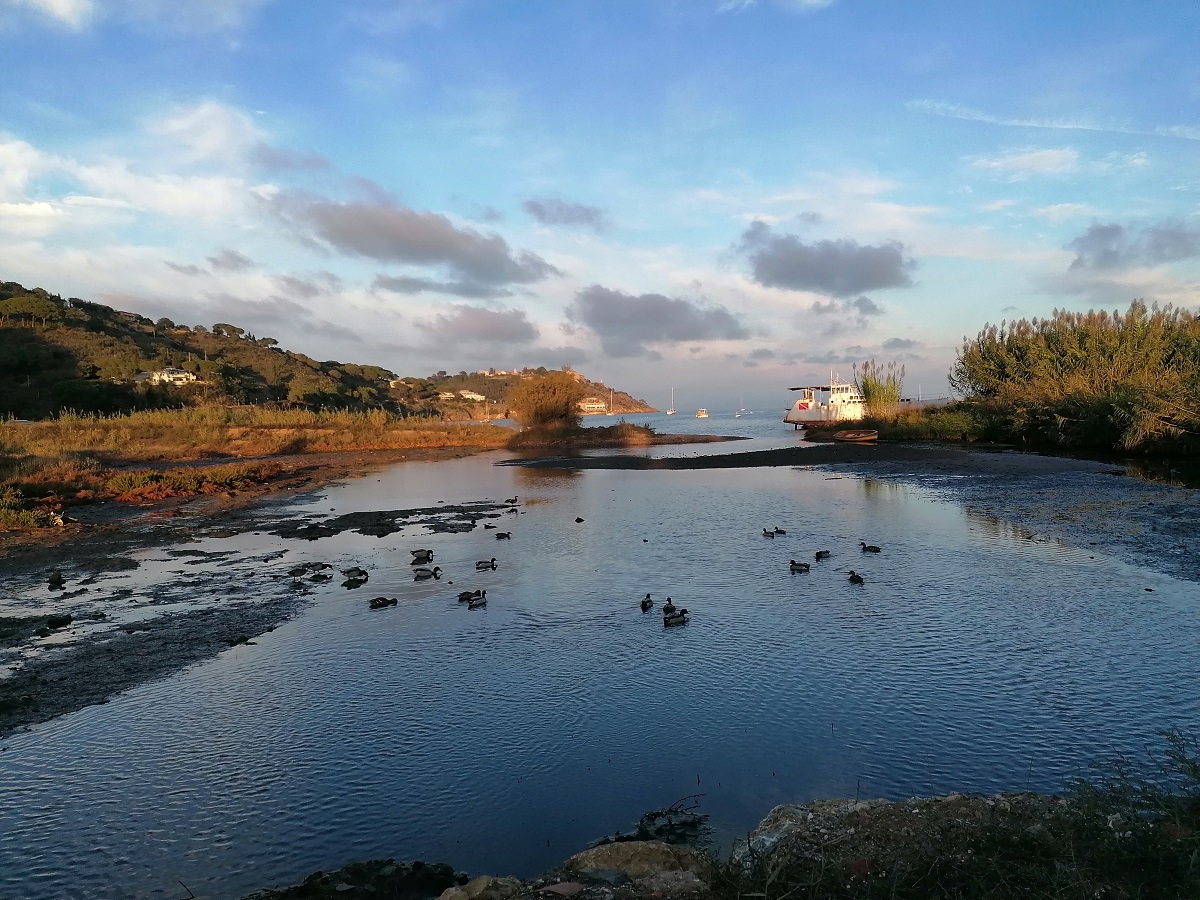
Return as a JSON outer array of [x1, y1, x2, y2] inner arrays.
[[516, 466, 580, 483]]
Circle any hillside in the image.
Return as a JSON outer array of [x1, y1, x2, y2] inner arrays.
[[0, 281, 653, 420]]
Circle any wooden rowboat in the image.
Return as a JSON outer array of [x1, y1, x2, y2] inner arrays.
[[831, 429, 879, 443]]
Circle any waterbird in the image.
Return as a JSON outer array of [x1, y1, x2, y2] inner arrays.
[[663, 608, 689, 627], [475, 558, 497, 570], [341, 566, 368, 579], [640, 593, 653, 612], [847, 570, 865, 585], [409, 549, 433, 558], [413, 566, 442, 580], [484, 524, 497, 530], [495, 532, 512, 540], [789, 560, 811, 573], [860, 542, 882, 553], [468, 595, 487, 608], [368, 597, 398, 609], [287, 566, 308, 579], [774, 527, 787, 535], [47, 569, 65, 588], [815, 550, 832, 561], [504, 496, 518, 505], [458, 589, 485, 602], [762, 528, 775, 538], [575, 517, 585, 523], [662, 597, 677, 616], [342, 577, 367, 589]]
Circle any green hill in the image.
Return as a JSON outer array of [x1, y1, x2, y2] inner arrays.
[[0, 281, 653, 420]]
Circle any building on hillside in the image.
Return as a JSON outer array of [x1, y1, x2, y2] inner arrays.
[[578, 397, 608, 414], [458, 390, 486, 402], [438, 392, 457, 400], [133, 367, 200, 385]]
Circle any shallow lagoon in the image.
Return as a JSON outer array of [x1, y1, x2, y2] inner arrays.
[[2, 419, 1199, 899]]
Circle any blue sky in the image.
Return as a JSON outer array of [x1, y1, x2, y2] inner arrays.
[[2, 0, 1198, 407]]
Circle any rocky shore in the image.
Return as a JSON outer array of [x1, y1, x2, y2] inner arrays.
[[244, 785, 1196, 899]]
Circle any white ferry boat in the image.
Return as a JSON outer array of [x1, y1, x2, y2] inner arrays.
[[783, 379, 866, 427], [695, 408, 709, 418]]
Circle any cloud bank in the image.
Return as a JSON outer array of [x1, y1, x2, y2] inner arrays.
[[566, 284, 750, 357], [737, 221, 915, 297], [1067, 221, 1200, 270]]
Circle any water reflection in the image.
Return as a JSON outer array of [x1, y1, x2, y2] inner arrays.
[[2, 450, 1198, 900]]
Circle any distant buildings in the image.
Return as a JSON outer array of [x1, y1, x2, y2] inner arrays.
[[132, 367, 200, 385], [458, 390, 487, 401], [578, 397, 608, 414]]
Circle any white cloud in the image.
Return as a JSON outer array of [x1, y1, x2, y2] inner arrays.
[[0, 200, 62, 236], [1034, 203, 1098, 222], [979, 199, 1017, 212], [2, 0, 93, 28], [149, 101, 264, 164], [909, 99, 1200, 143], [718, 0, 836, 11], [0, 136, 52, 201], [972, 148, 1079, 178]]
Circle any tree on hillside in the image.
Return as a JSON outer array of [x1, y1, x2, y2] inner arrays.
[[508, 372, 586, 429], [0, 294, 64, 326], [212, 323, 244, 338]]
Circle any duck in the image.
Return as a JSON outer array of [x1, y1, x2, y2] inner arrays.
[[815, 550, 832, 561], [484, 523, 497, 530], [848, 570, 865, 585], [495, 532, 512, 540], [410, 549, 434, 559], [662, 597, 677, 616], [774, 527, 787, 535], [467, 595, 488, 609], [458, 589, 484, 602], [413, 566, 442, 580], [762, 528, 775, 538], [475, 558, 497, 570], [574, 517, 585, 523], [504, 496, 518, 505], [47, 569, 65, 588], [368, 596, 398, 609], [789, 560, 811, 573], [860, 542, 882, 553], [341, 566, 369, 579], [640, 593, 653, 612], [663, 608, 689, 627]]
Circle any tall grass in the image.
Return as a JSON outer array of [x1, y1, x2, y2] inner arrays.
[[951, 301, 1200, 451], [0, 407, 512, 460], [854, 359, 906, 416]]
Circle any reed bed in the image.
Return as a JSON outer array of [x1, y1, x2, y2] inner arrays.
[[0, 408, 511, 461]]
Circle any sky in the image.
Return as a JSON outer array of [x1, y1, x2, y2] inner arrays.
[[2, 0, 1199, 409]]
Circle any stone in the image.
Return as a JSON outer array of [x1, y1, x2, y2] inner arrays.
[[564, 841, 710, 888], [438, 875, 523, 900], [541, 882, 584, 895]]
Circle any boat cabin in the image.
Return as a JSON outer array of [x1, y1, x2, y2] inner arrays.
[[783, 381, 865, 426]]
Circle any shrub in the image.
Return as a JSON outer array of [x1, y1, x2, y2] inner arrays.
[[507, 373, 586, 429]]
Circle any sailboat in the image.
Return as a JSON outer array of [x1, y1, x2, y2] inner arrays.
[[735, 396, 748, 417], [666, 387, 676, 416], [607, 388, 615, 416]]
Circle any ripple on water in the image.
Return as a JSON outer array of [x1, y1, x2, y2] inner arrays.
[[1, 458, 1199, 899]]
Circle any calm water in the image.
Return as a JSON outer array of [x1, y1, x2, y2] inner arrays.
[[2, 413, 1199, 900]]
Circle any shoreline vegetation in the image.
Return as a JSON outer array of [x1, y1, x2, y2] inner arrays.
[[246, 730, 1200, 900]]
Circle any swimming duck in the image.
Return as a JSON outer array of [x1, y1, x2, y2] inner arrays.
[[789, 560, 811, 573], [495, 532, 512, 540], [662, 597, 677, 616], [640, 593, 653, 612], [458, 589, 484, 602], [47, 569, 65, 588], [663, 608, 689, 627], [475, 558, 497, 570], [413, 566, 442, 580], [575, 517, 585, 523], [368, 596, 398, 609], [815, 550, 831, 561], [774, 527, 787, 535], [410, 552, 434, 565], [484, 523, 497, 530], [848, 570, 865, 585], [467, 595, 487, 609], [763, 528, 775, 538], [341, 566, 369, 579], [504, 496, 518, 505], [860, 542, 882, 553]]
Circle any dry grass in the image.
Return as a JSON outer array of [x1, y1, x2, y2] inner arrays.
[[0, 408, 511, 461]]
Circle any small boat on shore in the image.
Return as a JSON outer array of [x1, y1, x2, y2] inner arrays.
[[832, 429, 879, 443], [695, 408, 708, 418]]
